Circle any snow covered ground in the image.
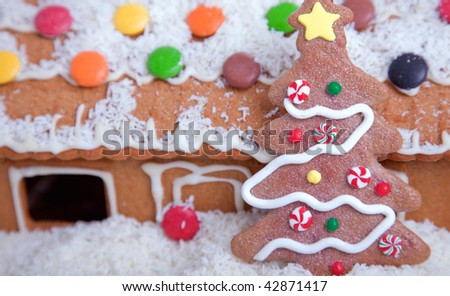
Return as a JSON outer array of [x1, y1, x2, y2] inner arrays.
[[0, 211, 449, 275]]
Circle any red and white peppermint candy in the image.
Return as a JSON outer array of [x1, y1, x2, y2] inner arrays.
[[289, 206, 312, 231], [314, 123, 338, 144], [379, 234, 403, 257], [287, 79, 310, 104], [347, 166, 371, 188]]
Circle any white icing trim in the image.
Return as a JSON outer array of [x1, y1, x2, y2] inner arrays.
[[253, 194, 395, 259], [398, 130, 449, 155], [284, 99, 374, 155], [141, 161, 251, 222], [0, 80, 274, 163], [8, 166, 118, 232]]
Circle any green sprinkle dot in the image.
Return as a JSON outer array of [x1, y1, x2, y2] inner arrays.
[[327, 81, 342, 96], [326, 218, 339, 232], [266, 2, 298, 34], [147, 46, 183, 79]]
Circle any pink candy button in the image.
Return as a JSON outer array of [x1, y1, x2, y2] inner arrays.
[[34, 5, 73, 38]]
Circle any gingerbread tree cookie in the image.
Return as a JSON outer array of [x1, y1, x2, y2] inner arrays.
[[231, 0, 430, 275]]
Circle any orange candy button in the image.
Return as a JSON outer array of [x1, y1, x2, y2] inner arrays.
[[187, 5, 225, 38], [70, 51, 108, 87]]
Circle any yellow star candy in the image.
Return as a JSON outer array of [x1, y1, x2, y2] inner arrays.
[[297, 2, 340, 41]]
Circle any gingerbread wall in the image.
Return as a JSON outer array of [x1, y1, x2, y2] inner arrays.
[[0, 157, 262, 231]]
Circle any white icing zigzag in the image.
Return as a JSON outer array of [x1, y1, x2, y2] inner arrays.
[[241, 100, 394, 257], [253, 194, 395, 259]]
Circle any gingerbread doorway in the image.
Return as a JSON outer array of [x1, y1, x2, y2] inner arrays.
[[8, 166, 118, 231]]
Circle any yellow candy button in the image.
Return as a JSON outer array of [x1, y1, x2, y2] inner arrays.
[[0, 51, 20, 85], [307, 170, 322, 185], [113, 3, 149, 36]]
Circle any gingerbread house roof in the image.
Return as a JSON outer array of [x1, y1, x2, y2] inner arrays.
[[0, 0, 448, 162]]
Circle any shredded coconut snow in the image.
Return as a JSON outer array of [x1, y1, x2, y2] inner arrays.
[[0, 212, 448, 275], [0, 0, 449, 85]]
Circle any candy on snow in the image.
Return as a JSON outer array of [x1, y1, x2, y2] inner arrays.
[[162, 205, 200, 241]]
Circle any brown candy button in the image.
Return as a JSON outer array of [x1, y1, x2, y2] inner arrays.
[[343, 0, 375, 31], [223, 52, 260, 89]]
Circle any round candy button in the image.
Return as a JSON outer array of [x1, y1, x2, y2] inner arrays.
[[187, 5, 225, 38], [70, 51, 109, 87], [114, 3, 149, 36], [438, 0, 450, 23], [266, 2, 298, 34], [222, 52, 261, 89], [34, 5, 73, 38], [343, 0, 375, 31], [147, 46, 183, 79], [162, 205, 200, 241], [0, 51, 21, 85], [388, 53, 428, 90]]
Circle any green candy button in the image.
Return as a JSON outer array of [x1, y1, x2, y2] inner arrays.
[[326, 218, 339, 232], [266, 2, 298, 34], [147, 46, 183, 79], [328, 81, 342, 96]]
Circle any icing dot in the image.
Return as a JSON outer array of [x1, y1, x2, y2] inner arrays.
[[438, 0, 450, 23], [162, 205, 199, 241], [307, 170, 322, 185], [289, 206, 313, 231], [347, 166, 371, 189], [70, 51, 108, 87], [327, 81, 342, 96], [187, 5, 225, 38], [388, 53, 428, 90], [0, 51, 20, 85], [343, 0, 375, 31], [379, 234, 403, 257], [287, 79, 310, 104], [326, 217, 339, 232], [314, 123, 338, 144], [147, 46, 183, 79], [34, 5, 73, 38], [288, 128, 303, 144], [113, 3, 149, 36], [223, 52, 260, 89], [375, 181, 391, 197], [266, 2, 298, 34], [331, 261, 345, 276]]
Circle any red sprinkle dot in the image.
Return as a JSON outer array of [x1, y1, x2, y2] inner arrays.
[[288, 128, 303, 143], [162, 205, 200, 241], [34, 5, 73, 38], [375, 181, 391, 197], [331, 261, 345, 276], [438, 0, 450, 23]]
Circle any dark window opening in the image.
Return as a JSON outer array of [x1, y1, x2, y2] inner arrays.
[[24, 174, 108, 222]]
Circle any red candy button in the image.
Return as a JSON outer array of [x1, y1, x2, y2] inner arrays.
[[162, 205, 200, 241], [375, 181, 391, 197], [34, 5, 73, 38], [331, 261, 345, 276], [438, 0, 450, 23], [288, 128, 303, 143]]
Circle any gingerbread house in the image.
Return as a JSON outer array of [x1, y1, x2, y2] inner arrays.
[[0, 0, 448, 232]]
